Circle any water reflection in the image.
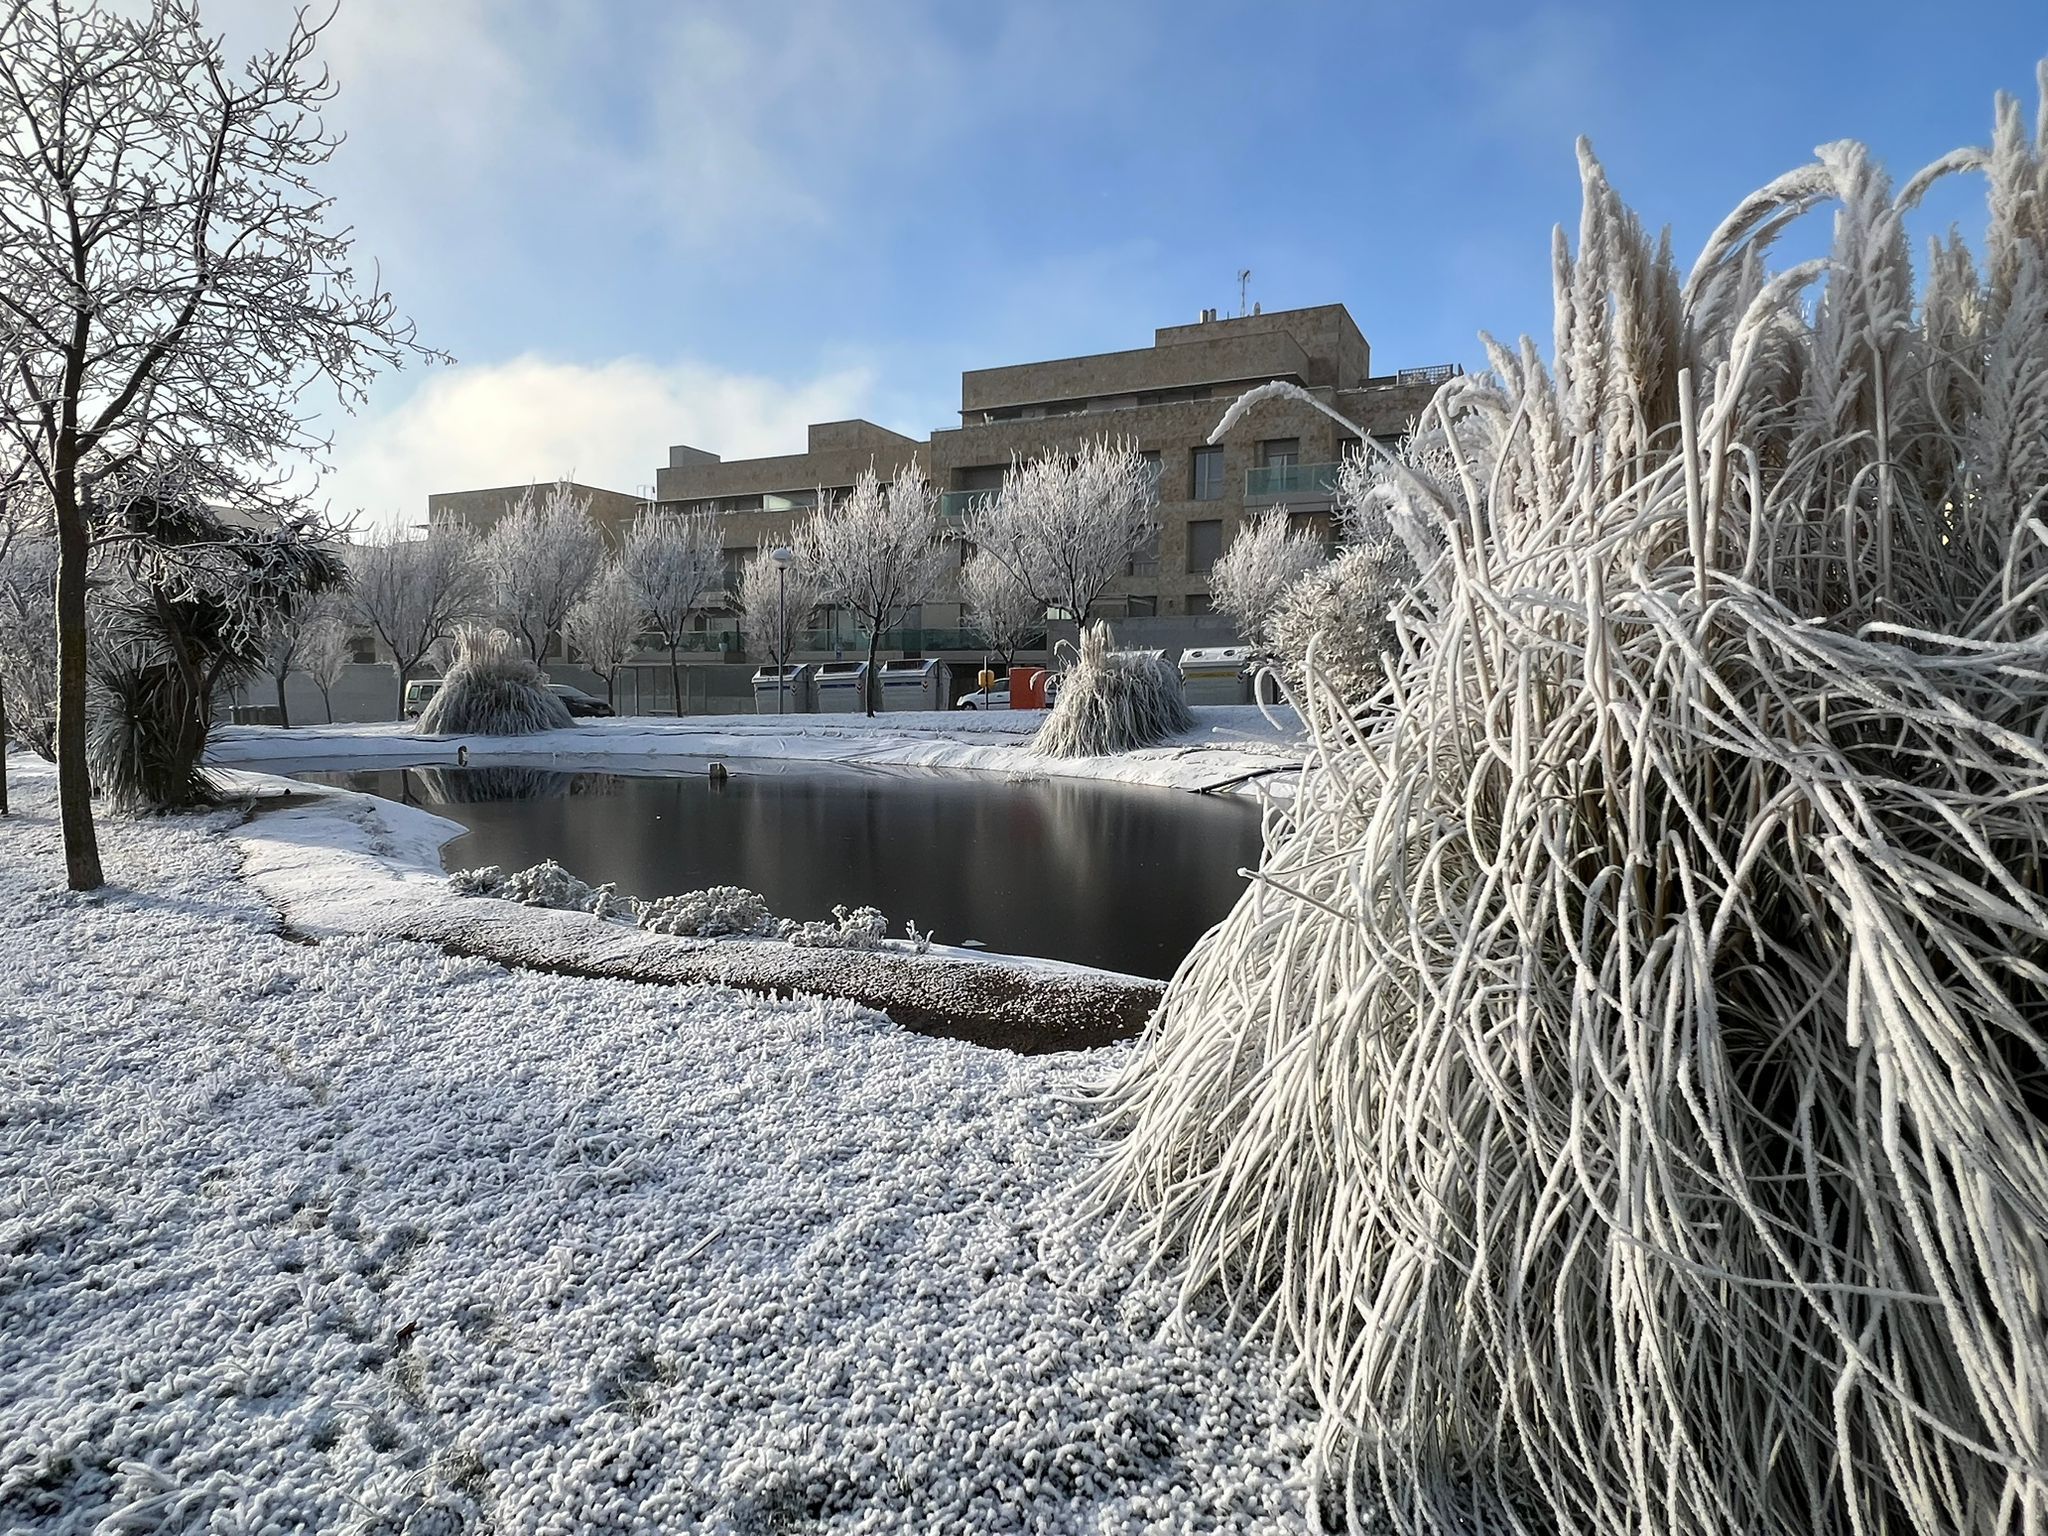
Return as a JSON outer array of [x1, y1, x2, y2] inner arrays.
[[299, 764, 1261, 979]]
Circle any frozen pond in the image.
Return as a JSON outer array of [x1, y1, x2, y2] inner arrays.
[[296, 763, 1263, 979]]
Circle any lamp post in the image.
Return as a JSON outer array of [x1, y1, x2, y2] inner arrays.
[[770, 546, 795, 714]]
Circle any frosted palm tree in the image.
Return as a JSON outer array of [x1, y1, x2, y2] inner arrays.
[[1084, 77, 2048, 1536]]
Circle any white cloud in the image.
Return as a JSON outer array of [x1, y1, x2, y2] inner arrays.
[[318, 355, 878, 529]]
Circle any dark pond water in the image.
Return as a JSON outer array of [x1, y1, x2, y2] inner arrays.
[[297, 763, 1263, 979]]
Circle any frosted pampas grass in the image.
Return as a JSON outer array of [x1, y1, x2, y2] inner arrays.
[[1033, 622, 1192, 758], [1083, 77, 2048, 1536], [414, 625, 573, 736]]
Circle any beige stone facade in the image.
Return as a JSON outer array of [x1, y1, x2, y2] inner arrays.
[[653, 303, 1451, 646], [425, 481, 648, 543]]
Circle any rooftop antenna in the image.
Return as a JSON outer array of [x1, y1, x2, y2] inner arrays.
[[1237, 268, 1251, 318]]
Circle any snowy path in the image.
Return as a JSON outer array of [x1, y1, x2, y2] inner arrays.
[[0, 766, 1312, 1533]]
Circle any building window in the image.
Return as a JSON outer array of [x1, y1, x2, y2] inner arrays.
[[1127, 525, 1161, 577], [1186, 592, 1214, 616], [1126, 594, 1157, 618], [1257, 438, 1300, 469], [1191, 446, 1225, 501], [1188, 518, 1223, 573]]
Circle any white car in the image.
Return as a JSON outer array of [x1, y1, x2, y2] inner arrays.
[[953, 685, 1010, 711]]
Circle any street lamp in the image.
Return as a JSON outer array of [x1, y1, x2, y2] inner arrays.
[[770, 546, 795, 714]]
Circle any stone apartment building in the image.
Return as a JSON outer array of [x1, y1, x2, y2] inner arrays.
[[271, 302, 1454, 717], [647, 303, 1450, 691]]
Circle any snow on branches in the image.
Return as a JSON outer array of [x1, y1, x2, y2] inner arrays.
[[621, 510, 724, 713], [962, 439, 1158, 626], [1208, 509, 1326, 654], [733, 544, 823, 676], [349, 522, 483, 718], [795, 466, 947, 715], [562, 561, 645, 708], [480, 481, 606, 665]]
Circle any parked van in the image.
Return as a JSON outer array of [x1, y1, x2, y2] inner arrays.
[[402, 678, 442, 718]]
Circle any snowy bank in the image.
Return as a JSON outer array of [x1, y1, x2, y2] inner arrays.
[[203, 705, 1307, 798], [0, 762, 1315, 1532], [226, 769, 1165, 1052]]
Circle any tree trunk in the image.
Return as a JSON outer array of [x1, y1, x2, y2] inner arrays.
[[1, 674, 9, 817], [668, 646, 682, 717], [319, 684, 334, 724], [275, 672, 291, 729], [54, 488, 102, 890], [394, 662, 409, 719], [864, 628, 880, 718]]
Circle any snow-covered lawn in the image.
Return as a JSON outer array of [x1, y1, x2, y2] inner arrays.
[[0, 763, 1312, 1533], [203, 704, 1307, 798]]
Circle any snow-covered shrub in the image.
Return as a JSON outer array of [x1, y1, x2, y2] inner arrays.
[[1261, 539, 1411, 708], [1085, 93, 2048, 1536], [637, 885, 777, 938], [785, 904, 889, 950], [415, 625, 573, 736], [1033, 622, 1192, 759], [450, 858, 636, 919]]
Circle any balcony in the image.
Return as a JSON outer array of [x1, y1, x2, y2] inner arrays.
[[938, 489, 998, 524], [1244, 461, 1343, 501]]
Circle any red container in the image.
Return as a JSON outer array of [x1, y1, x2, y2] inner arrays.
[[1009, 666, 1048, 709]]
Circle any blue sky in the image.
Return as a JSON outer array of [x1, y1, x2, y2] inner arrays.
[[190, 0, 2045, 523]]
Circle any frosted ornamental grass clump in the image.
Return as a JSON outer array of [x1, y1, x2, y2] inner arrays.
[[415, 625, 573, 736], [1033, 622, 1192, 759], [1085, 73, 2048, 1536]]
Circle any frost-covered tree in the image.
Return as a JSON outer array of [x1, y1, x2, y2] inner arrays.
[[479, 480, 606, 665], [350, 522, 481, 717], [255, 565, 348, 728], [1208, 510, 1327, 652], [962, 439, 1159, 630], [0, 494, 57, 811], [620, 510, 723, 716], [796, 466, 947, 715], [294, 593, 354, 725], [958, 548, 1043, 674], [562, 560, 644, 708], [0, 2, 433, 887], [733, 544, 822, 689]]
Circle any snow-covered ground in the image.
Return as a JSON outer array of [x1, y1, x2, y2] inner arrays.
[[0, 761, 1316, 1532], [203, 705, 1307, 798]]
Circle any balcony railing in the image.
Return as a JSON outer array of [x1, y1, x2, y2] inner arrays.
[[938, 489, 998, 523], [794, 626, 1047, 654], [1245, 461, 1343, 499]]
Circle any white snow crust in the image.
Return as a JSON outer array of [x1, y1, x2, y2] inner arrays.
[[202, 705, 1306, 799], [0, 760, 1316, 1532]]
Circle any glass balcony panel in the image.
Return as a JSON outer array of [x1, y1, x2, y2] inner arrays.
[[1244, 461, 1342, 499]]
